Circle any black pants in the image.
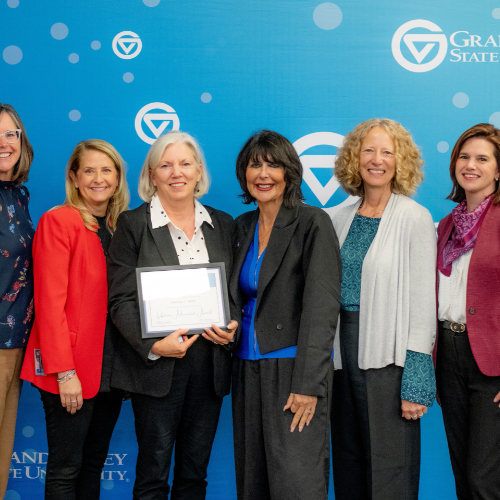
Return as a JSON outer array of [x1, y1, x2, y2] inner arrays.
[[131, 338, 223, 500], [331, 310, 420, 500], [436, 323, 500, 500], [232, 356, 332, 500], [39, 387, 123, 500]]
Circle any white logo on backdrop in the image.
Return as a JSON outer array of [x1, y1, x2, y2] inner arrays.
[[293, 132, 358, 219], [135, 103, 180, 145], [112, 31, 143, 59], [392, 20, 448, 72]]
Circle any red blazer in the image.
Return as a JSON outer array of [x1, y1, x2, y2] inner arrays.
[[21, 206, 107, 398], [434, 203, 500, 376]]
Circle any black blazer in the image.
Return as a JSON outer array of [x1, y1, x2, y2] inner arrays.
[[231, 203, 341, 398], [107, 202, 235, 398]]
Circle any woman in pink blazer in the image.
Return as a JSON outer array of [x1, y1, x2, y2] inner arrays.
[[435, 123, 500, 500]]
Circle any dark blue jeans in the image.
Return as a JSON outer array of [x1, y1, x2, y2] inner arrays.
[[39, 387, 123, 500], [131, 339, 223, 500]]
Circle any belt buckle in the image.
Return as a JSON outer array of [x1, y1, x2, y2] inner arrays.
[[450, 322, 465, 333]]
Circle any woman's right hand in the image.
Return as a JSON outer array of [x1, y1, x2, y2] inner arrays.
[[58, 371, 83, 414], [151, 328, 199, 358]]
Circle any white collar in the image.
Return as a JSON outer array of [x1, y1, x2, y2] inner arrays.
[[150, 194, 213, 230]]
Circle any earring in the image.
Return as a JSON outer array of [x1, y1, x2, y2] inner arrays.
[[195, 181, 200, 193]]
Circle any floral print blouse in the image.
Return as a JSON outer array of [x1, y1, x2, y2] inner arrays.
[[0, 180, 34, 349]]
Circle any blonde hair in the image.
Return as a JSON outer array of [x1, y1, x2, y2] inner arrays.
[[63, 139, 130, 232], [0, 104, 34, 185], [138, 131, 210, 202], [335, 118, 424, 197]]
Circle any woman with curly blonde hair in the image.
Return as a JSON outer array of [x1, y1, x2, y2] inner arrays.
[[330, 119, 437, 500]]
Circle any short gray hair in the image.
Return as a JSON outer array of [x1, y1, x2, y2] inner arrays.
[[138, 131, 210, 202]]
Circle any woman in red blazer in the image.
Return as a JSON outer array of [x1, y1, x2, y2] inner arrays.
[[435, 123, 500, 500], [21, 139, 129, 499]]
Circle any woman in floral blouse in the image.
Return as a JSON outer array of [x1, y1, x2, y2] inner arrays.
[[0, 103, 35, 498]]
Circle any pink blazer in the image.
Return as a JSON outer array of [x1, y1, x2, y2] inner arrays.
[[433, 203, 500, 376]]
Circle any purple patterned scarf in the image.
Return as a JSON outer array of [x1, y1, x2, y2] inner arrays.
[[438, 196, 492, 277]]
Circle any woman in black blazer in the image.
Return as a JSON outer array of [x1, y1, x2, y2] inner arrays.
[[231, 130, 341, 500], [107, 131, 237, 500]]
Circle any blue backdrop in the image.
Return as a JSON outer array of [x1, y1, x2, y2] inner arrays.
[[4, 0, 500, 498]]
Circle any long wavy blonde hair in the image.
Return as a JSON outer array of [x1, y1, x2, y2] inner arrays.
[[335, 118, 424, 197], [63, 139, 130, 232]]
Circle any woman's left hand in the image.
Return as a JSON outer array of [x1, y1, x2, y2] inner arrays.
[[202, 320, 238, 345], [284, 393, 318, 432], [401, 399, 428, 420], [493, 390, 500, 407]]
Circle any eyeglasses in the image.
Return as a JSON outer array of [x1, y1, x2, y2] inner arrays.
[[0, 129, 22, 144]]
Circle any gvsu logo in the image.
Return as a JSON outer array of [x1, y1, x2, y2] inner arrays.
[[392, 20, 448, 72], [293, 132, 357, 219], [135, 103, 180, 145], [112, 31, 142, 59]]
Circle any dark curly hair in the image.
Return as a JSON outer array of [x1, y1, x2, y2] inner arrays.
[[235, 130, 304, 208]]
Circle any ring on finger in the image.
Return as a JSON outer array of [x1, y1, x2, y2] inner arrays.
[[411, 415, 417, 419], [305, 410, 312, 414]]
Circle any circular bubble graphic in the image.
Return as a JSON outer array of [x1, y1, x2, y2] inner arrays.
[[102, 480, 114, 490], [68, 53, 79, 63], [123, 72, 134, 83], [143, 0, 160, 5], [437, 141, 449, 153], [489, 112, 500, 128], [22, 426, 34, 437], [313, 3, 342, 30], [51, 23, 69, 40], [4, 491, 21, 500], [201, 93, 212, 103], [3, 45, 22, 65], [91, 40, 101, 50], [453, 92, 469, 108], [493, 8, 500, 19], [69, 110, 81, 121], [7, 0, 19, 8]]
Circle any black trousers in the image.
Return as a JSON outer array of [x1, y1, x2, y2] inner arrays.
[[331, 310, 420, 500], [436, 323, 500, 500], [131, 338, 223, 500], [232, 356, 332, 500], [39, 387, 123, 500]]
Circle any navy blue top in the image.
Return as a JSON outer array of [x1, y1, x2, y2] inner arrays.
[[234, 222, 297, 360], [340, 213, 435, 407], [0, 180, 35, 349]]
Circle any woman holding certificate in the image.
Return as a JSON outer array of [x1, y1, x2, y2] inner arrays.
[[107, 131, 238, 500], [21, 139, 130, 499], [231, 130, 341, 500]]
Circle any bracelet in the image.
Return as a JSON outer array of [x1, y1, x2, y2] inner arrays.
[[57, 369, 76, 384]]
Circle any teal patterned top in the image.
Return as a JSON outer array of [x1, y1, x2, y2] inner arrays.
[[340, 213, 435, 407]]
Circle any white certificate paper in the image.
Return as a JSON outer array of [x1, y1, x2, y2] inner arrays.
[[137, 264, 229, 338]]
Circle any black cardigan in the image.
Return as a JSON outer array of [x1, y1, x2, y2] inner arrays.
[[107, 202, 235, 398], [230, 202, 341, 397]]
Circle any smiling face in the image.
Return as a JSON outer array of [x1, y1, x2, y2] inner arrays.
[[0, 112, 21, 182], [70, 149, 119, 216], [150, 142, 202, 205], [455, 137, 499, 203], [359, 127, 396, 194], [245, 156, 286, 207]]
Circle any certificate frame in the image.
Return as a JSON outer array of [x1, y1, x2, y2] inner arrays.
[[136, 262, 230, 339]]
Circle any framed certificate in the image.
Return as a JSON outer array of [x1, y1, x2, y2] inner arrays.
[[136, 262, 230, 339]]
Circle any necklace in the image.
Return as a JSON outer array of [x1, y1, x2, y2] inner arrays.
[[258, 218, 273, 248], [357, 201, 386, 218]]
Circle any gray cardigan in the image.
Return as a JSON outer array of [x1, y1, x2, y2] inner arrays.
[[332, 194, 437, 370]]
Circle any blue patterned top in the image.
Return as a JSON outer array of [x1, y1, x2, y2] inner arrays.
[[340, 213, 435, 407], [0, 181, 35, 349], [234, 222, 297, 360]]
